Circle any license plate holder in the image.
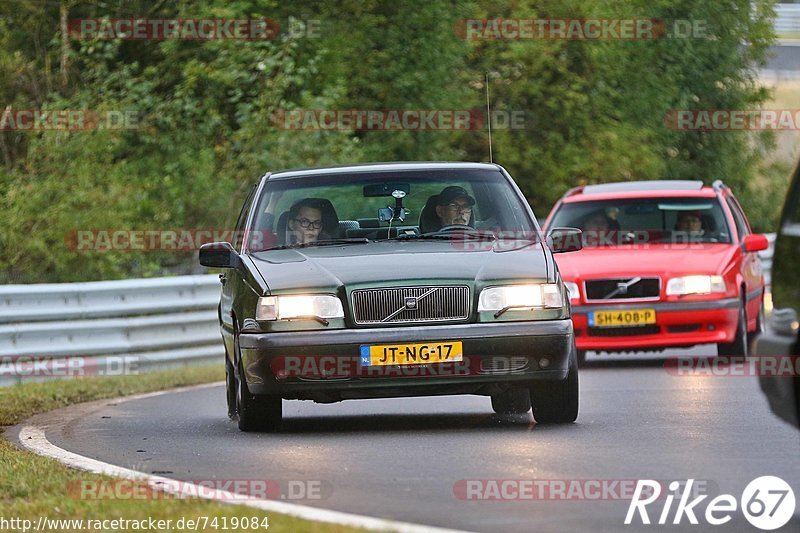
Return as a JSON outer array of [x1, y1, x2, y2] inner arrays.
[[360, 341, 463, 367], [588, 309, 657, 327]]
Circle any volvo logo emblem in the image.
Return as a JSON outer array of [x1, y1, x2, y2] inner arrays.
[[616, 282, 629, 295], [381, 288, 439, 322]]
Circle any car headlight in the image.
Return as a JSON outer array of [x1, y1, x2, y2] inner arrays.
[[563, 281, 580, 302], [666, 275, 726, 296], [478, 284, 563, 313], [256, 295, 344, 321]]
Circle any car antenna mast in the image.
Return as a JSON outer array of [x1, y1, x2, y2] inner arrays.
[[485, 71, 493, 163]]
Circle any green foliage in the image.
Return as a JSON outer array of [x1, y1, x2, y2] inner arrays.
[[0, 0, 784, 282]]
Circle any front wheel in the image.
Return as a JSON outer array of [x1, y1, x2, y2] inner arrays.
[[529, 344, 579, 424], [747, 300, 766, 347], [491, 389, 531, 414], [717, 299, 747, 357], [236, 358, 282, 432], [234, 334, 282, 432]]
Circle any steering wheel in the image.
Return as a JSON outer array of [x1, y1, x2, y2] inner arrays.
[[437, 224, 476, 233]]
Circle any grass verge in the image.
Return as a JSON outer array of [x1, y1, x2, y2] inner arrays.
[[0, 365, 363, 532]]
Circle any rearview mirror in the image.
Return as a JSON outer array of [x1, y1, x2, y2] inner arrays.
[[548, 227, 583, 253], [742, 234, 769, 253], [199, 242, 242, 269], [363, 182, 411, 197]]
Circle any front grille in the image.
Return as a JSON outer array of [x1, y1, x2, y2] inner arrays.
[[585, 277, 660, 301], [351, 285, 470, 325], [588, 325, 660, 337]]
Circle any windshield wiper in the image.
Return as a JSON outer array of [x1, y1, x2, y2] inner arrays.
[[396, 231, 496, 241], [265, 238, 371, 251]]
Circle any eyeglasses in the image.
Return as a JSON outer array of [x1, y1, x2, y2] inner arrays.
[[445, 203, 473, 213], [294, 218, 323, 230]]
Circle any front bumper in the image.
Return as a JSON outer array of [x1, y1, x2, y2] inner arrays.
[[571, 298, 740, 351], [238, 319, 573, 401]]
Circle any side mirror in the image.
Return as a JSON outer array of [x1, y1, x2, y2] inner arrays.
[[548, 227, 583, 253], [199, 242, 242, 269], [742, 234, 769, 253]]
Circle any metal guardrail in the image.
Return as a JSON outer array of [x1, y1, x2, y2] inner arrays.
[[776, 3, 800, 35], [0, 275, 222, 386]]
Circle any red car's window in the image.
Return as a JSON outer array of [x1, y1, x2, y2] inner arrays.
[[550, 197, 732, 245]]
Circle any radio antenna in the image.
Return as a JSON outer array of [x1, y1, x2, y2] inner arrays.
[[485, 71, 493, 163]]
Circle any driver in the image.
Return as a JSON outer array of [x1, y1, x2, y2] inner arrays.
[[676, 211, 703, 233], [435, 186, 475, 227]]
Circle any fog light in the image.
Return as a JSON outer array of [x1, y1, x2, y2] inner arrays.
[[539, 357, 551, 368]]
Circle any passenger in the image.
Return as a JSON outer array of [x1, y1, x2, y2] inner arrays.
[[287, 198, 334, 244]]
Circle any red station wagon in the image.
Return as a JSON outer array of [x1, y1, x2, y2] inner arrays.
[[543, 180, 769, 364]]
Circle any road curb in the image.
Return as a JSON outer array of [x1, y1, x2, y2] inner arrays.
[[12, 382, 471, 533]]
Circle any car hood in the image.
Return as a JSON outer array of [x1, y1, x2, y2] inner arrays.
[[554, 244, 737, 281], [249, 240, 550, 293]]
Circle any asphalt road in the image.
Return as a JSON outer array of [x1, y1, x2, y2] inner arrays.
[[18, 347, 799, 533]]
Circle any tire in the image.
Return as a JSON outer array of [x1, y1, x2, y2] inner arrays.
[[529, 344, 579, 424], [747, 300, 766, 348], [491, 389, 531, 414], [717, 298, 747, 357], [576, 349, 587, 367], [225, 356, 237, 420], [234, 337, 282, 432]]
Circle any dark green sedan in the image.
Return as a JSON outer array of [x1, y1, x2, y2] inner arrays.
[[200, 162, 582, 432]]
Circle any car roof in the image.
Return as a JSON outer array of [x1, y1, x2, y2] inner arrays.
[[563, 180, 718, 203], [266, 161, 503, 180], [583, 180, 704, 194]]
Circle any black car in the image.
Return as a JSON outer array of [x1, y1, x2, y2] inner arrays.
[[200, 162, 582, 432], [753, 160, 800, 429]]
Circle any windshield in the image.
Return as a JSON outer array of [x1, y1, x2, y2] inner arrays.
[[246, 168, 537, 251], [549, 197, 732, 246]]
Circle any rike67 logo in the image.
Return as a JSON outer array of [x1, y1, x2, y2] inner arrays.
[[625, 477, 795, 530]]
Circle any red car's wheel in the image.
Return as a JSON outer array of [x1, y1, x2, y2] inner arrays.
[[717, 298, 747, 357]]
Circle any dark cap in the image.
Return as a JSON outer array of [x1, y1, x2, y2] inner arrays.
[[437, 186, 475, 206]]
